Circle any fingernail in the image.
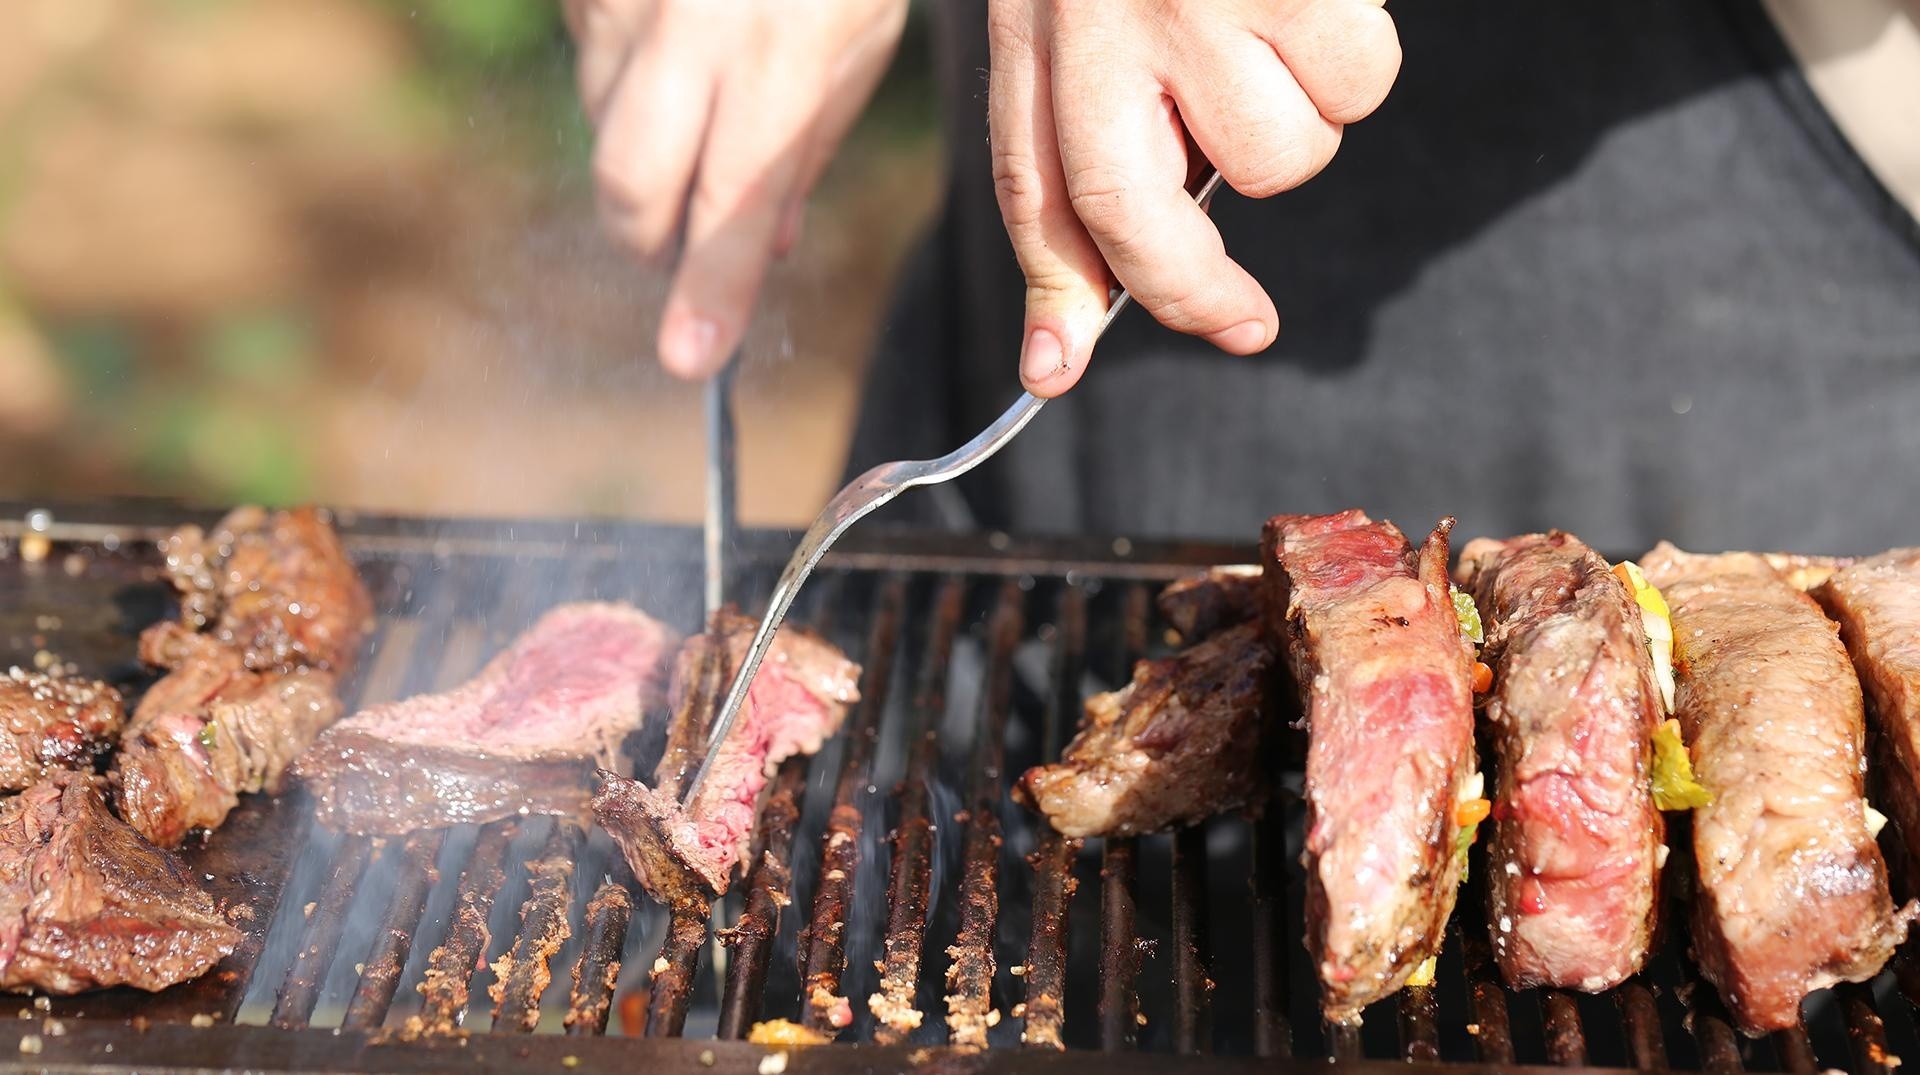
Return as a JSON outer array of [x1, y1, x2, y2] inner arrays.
[[660, 314, 719, 378], [1020, 327, 1066, 386], [1209, 320, 1271, 354]]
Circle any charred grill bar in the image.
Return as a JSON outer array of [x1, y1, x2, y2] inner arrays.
[[3, 505, 1920, 1072]]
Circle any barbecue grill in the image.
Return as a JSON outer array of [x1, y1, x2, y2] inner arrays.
[[2, 500, 1917, 1074]]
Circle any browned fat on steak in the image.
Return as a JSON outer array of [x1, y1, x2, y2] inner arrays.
[[1156, 565, 1262, 642], [1016, 620, 1271, 837], [158, 505, 372, 673], [297, 602, 676, 835], [115, 625, 341, 848], [1642, 544, 1913, 1034], [596, 610, 860, 907], [1456, 533, 1663, 992], [1264, 510, 1476, 1025], [1815, 549, 1920, 860], [0, 773, 240, 993], [0, 668, 124, 792]]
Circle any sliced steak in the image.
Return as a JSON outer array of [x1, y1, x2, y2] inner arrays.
[[1156, 565, 1262, 641], [0, 668, 124, 792], [1815, 549, 1920, 861], [158, 505, 372, 673], [296, 602, 676, 835], [1263, 510, 1475, 1025], [0, 773, 240, 993], [1643, 544, 1913, 1034], [596, 610, 860, 906], [115, 625, 340, 848], [1015, 620, 1271, 837], [1457, 532, 1663, 992]]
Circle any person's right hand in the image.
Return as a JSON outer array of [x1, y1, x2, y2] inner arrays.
[[989, 0, 1401, 397], [566, 0, 909, 380]]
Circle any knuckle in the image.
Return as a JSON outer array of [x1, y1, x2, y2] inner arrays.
[[1064, 166, 1145, 248], [592, 151, 670, 255], [990, 153, 1046, 228], [1224, 124, 1339, 198]]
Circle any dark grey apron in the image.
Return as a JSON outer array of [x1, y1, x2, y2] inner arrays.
[[848, 0, 1920, 555]]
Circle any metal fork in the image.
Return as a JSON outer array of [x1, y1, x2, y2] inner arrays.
[[681, 168, 1227, 805]]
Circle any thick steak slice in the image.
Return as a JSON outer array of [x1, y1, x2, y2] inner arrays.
[[297, 602, 676, 835], [1815, 549, 1920, 860], [1263, 510, 1476, 1025], [114, 626, 340, 848], [1156, 565, 1262, 642], [1015, 620, 1271, 837], [596, 610, 860, 906], [1457, 532, 1663, 991], [157, 505, 372, 673], [0, 773, 240, 993], [0, 669, 124, 792], [1643, 544, 1913, 1034]]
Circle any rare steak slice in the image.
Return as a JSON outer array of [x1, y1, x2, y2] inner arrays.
[[1457, 532, 1663, 992], [596, 610, 860, 907], [1015, 620, 1272, 837], [115, 625, 340, 848], [1643, 544, 1913, 1034], [1817, 549, 1920, 861], [1263, 510, 1476, 1025], [157, 505, 372, 673], [296, 602, 676, 835], [0, 668, 124, 792], [0, 773, 240, 993]]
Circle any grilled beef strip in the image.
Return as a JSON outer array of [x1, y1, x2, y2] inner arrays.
[[116, 626, 340, 848], [1263, 510, 1476, 1025], [1642, 544, 1914, 1034], [596, 609, 860, 907], [110, 506, 370, 848], [157, 505, 372, 673], [1156, 565, 1262, 642], [296, 602, 676, 835], [1015, 620, 1272, 837], [0, 772, 240, 993], [1457, 533, 1663, 992], [0, 668, 124, 792], [1815, 549, 1920, 861]]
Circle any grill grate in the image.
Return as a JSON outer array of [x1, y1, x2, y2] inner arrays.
[[2, 504, 1919, 1073]]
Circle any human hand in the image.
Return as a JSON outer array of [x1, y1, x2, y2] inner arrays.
[[989, 0, 1400, 396], [566, 0, 910, 379]]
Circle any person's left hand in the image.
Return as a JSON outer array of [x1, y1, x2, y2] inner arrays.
[[565, 0, 910, 379]]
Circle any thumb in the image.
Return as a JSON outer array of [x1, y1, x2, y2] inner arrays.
[[988, 0, 1111, 398]]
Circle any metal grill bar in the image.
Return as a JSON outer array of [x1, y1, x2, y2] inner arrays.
[[342, 830, 447, 1030], [643, 904, 709, 1038], [1842, 981, 1895, 1075], [1170, 825, 1212, 1053], [412, 820, 519, 1034], [1773, 1025, 1817, 1074], [716, 759, 806, 1038], [944, 579, 1025, 1048], [1615, 980, 1668, 1070], [491, 823, 583, 1033], [869, 576, 966, 1046], [1540, 990, 1587, 1066], [1250, 795, 1290, 1059], [1098, 584, 1154, 1052], [563, 871, 633, 1036], [271, 834, 377, 1029], [1400, 985, 1440, 1062], [1020, 583, 1088, 1052], [798, 577, 906, 1033]]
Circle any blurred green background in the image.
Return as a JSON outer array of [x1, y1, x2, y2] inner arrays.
[[0, 0, 941, 523]]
